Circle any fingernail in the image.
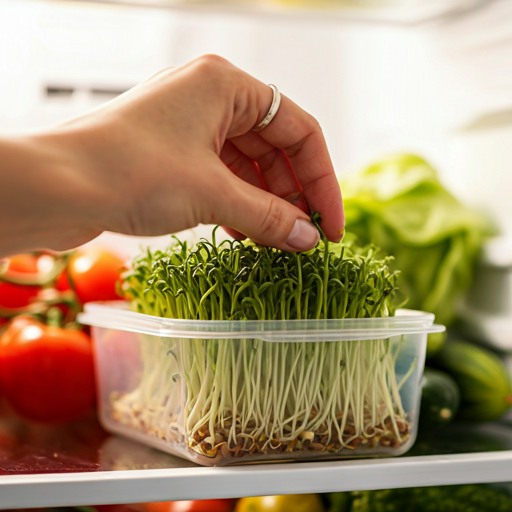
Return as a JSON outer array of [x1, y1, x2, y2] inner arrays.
[[286, 219, 320, 251]]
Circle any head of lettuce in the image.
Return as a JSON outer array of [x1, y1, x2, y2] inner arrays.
[[342, 154, 493, 356]]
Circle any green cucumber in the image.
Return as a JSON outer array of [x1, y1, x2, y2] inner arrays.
[[419, 368, 460, 430], [435, 340, 512, 422]]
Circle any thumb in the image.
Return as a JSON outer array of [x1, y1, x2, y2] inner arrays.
[[214, 175, 320, 252]]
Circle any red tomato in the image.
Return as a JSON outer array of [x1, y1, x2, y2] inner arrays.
[[57, 247, 125, 304], [0, 316, 96, 423], [92, 503, 144, 512], [0, 254, 41, 309], [93, 506, 144, 512], [141, 500, 235, 512]]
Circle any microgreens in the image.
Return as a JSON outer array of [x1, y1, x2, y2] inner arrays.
[[117, 220, 412, 463]]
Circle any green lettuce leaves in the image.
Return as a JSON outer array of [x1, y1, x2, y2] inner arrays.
[[342, 154, 492, 354]]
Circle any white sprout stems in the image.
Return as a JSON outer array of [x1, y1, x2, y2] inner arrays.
[[113, 333, 413, 458]]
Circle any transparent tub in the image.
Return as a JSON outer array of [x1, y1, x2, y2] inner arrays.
[[79, 302, 444, 467]]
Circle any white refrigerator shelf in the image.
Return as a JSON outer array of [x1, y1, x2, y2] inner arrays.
[[2, 421, 512, 509]]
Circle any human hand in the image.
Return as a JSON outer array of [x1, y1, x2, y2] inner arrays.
[[2, 55, 344, 255]]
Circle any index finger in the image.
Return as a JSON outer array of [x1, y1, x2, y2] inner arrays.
[[259, 95, 344, 242], [228, 76, 344, 242]]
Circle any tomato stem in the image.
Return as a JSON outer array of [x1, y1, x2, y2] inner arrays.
[[47, 307, 64, 327], [0, 252, 74, 287]]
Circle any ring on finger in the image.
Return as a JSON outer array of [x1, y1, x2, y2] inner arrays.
[[252, 84, 281, 132]]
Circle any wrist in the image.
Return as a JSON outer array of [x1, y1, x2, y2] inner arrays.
[[0, 133, 106, 256]]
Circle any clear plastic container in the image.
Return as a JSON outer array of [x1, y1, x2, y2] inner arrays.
[[79, 302, 444, 467]]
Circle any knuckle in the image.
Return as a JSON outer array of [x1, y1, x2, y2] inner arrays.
[[284, 119, 324, 160], [308, 114, 322, 132], [192, 54, 234, 96], [195, 54, 232, 73], [285, 134, 309, 159]]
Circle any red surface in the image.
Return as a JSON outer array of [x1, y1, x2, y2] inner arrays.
[[0, 403, 108, 475]]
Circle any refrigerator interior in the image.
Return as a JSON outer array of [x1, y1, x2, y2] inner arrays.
[[2, 2, 512, 506]]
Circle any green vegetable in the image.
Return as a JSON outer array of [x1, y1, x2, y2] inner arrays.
[[126, 218, 401, 321], [326, 492, 351, 512], [351, 484, 512, 512], [434, 340, 512, 422], [409, 424, 509, 456], [419, 368, 460, 431], [120, 221, 416, 463], [342, 154, 492, 356]]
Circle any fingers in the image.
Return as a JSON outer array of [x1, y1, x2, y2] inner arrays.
[[258, 96, 344, 242], [222, 226, 245, 240], [208, 162, 320, 252], [228, 75, 344, 242], [229, 131, 309, 214], [220, 140, 266, 240], [220, 140, 267, 191], [220, 137, 308, 242]]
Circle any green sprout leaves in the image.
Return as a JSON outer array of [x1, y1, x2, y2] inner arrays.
[[124, 226, 401, 323]]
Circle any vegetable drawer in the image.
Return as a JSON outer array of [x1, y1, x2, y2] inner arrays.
[[80, 303, 443, 467]]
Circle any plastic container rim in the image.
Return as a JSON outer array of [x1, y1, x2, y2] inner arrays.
[[78, 301, 445, 342]]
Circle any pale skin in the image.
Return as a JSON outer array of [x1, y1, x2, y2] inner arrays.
[[0, 55, 344, 258]]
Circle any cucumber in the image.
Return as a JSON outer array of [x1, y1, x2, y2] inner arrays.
[[435, 340, 512, 422], [419, 368, 460, 430]]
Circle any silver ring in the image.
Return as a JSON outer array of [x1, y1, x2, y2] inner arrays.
[[252, 84, 281, 132]]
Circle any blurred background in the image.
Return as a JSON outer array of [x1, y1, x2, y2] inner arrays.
[[1, 0, 512, 238]]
